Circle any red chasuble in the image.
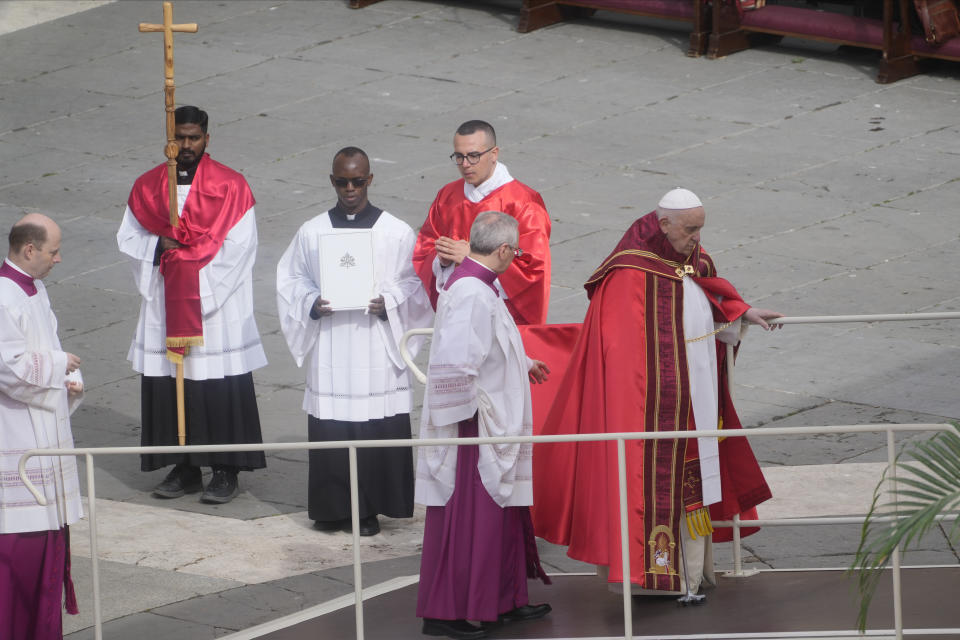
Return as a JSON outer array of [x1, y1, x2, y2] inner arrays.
[[413, 178, 551, 326], [127, 154, 255, 362], [531, 211, 771, 591]]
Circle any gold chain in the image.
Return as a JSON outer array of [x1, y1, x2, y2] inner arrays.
[[685, 320, 735, 343]]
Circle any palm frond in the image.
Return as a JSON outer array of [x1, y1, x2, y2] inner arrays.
[[849, 422, 960, 631]]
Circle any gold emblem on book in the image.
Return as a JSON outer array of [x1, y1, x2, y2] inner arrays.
[[339, 252, 357, 268]]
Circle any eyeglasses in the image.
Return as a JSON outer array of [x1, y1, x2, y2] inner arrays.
[[501, 244, 523, 257], [450, 147, 495, 166], [333, 176, 369, 188]]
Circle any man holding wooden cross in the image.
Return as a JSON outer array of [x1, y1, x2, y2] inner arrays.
[[117, 106, 267, 504]]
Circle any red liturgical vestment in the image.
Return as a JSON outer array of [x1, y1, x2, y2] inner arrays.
[[127, 154, 255, 361], [531, 212, 771, 591], [413, 178, 551, 326]]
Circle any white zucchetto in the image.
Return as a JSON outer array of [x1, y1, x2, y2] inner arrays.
[[658, 188, 703, 210]]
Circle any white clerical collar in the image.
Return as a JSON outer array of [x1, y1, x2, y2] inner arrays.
[[463, 162, 514, 203], [4, 258, 31, 277]]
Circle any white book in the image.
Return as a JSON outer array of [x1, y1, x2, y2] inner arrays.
[[319, 230, 375, 311]]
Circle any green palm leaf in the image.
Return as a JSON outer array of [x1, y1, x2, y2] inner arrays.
[[850, 422, 960, 631]]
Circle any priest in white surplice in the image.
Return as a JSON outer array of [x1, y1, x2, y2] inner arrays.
[[1, 214, 83, 640], [415, 211, 551, 639], [277, 147, 433, 537], [117, 106, 267, 504]]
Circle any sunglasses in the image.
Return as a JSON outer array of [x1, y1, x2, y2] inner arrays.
[[333, 177, 369, 188]]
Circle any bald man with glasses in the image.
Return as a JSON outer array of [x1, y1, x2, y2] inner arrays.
[[413, 120, 551, 326]]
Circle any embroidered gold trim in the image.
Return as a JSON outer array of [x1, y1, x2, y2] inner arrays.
[[166, 336, 204, 348], [585, 249, 696, 285]]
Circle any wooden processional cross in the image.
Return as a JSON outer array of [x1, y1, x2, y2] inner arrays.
[[139, 1, 198, 446]]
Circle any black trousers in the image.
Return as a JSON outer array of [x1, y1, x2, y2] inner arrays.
[[140, 373, 266, 472], [307, 414, 414, 522]]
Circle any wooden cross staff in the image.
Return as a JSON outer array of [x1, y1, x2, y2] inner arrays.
[[139, 1, 197, 446], [139, 1, 197, 227]]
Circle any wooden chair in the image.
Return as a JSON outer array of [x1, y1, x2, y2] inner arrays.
[[518, 0, 710, 56]]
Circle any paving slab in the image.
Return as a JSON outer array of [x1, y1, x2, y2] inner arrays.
[[2, 0, 959, 637]]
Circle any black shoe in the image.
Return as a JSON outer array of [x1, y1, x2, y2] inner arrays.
[[152, 464, 201, 499], [497, 603, 551, 623], [200, 469, 239, 504], [422, 618, 487, 639], [343, 515, 381, 536], [359, 515, 380, 536], [313, 519, 347, 532]]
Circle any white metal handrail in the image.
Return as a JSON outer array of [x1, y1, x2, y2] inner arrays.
[[398, 312, 960, 383], [21, 312, 960, 639], [20, 422, 958, 640]]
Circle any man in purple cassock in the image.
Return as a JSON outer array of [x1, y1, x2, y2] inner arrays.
[[1, 213, 84, 640], [415, 211, 552, 640]]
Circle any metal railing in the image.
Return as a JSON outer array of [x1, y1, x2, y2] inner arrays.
[[19, 423, 958, 640], [18, 310, 960, 640]]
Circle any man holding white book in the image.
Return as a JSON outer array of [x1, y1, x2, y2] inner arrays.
[[276, 147, 433, 536]]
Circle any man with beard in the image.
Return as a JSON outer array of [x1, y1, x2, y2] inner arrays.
[[117, 106, 267, 504]]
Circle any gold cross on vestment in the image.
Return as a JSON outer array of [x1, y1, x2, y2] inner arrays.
[[138, 1, 198, 227]]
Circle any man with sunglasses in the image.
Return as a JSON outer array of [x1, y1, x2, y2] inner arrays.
[[277, 147, 433, 536], [118, 106, 267, 505], [413, 120, 551, 326]]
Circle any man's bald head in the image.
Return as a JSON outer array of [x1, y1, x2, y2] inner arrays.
[[8, 213, 62, 279]]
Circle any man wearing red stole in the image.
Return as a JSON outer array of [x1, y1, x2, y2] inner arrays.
[[412, 120, 551, 326], [532, 188, 782, 597], [117, 106, 267, 504]]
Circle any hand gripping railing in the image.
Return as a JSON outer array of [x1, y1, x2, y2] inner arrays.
[[398, 312, 960, 384], [396, 310, 960, 640]]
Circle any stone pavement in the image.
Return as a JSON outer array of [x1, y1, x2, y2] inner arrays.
[[1, 0, 958, 637]]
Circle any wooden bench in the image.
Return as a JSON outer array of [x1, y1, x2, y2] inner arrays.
[[518, 0, 710, 56], [884, 0, 960, 77], [707, 0, 960, 83]]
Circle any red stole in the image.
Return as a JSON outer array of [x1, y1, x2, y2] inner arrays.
[[531, 211, 770, 590], [413, 178, 551, 326], [127, 154, 254, 362]]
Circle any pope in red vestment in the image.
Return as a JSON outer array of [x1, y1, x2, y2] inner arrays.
[[532, 190, 779, 593], [413, 120, 551, 326]]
